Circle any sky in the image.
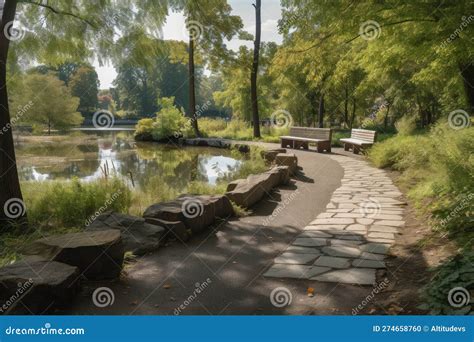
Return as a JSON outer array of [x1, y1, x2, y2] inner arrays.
[[94, 0, 283, 89]]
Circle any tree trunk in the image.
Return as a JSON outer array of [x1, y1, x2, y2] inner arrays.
[[188, 36, 200, 137], [343, 85, 348, 128], [0, 0, 25, 228], [350, 98, 356, 129], [383, 103, 390, 130], [318, 93, 325, 128], [460, 63, 474, 114], [250, 0, 261, 138], [48, 119, 51, 135]]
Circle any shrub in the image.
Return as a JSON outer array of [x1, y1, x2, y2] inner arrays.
[[135, 118, 154, 136], [395, 115, 417, 136], [152, 97, 188, 139]]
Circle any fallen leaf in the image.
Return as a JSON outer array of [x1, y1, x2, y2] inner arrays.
[[163, 284, 171, 289]]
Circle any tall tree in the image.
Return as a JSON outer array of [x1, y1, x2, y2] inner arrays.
[[171, 0, 243, 137], [0, 0, 168, 226], [250, 0, 261, 137], [69, 65, 100, 116], [11, 73, 83, 134]]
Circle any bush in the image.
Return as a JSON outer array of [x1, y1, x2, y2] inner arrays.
[[152, 97, 188, 139], [135, 118, 154, 136]]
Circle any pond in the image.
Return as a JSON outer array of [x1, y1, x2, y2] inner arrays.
[[15, 130, 245, 191]]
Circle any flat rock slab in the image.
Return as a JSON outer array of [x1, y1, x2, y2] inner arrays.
[[293, 237, 327, 247], [369, 225, 399, 233], [322, 246, 361, 258], [311, 218, 354, 225], [368, 232, 395, 240], [0, 260, 80, 314], [360, 243, 391, 255], [312, 268, 376, 285], [23, 230, 124, 280], [352, 259, 386, 268], [274, 252, 319, 265], [285, 246, 321, 254], [313, 256, 351, 269], [263, 264, 330, 279], [299, 231, 333, 238], [87, 211, 166, 255]]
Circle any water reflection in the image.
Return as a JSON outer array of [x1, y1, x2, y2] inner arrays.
[[16, 131, 242, 189]]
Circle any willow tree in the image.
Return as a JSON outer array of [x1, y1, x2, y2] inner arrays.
[[0, 0, 168, 227], [170, 0, 243, 137]]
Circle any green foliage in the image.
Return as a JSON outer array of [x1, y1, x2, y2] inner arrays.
[[9, 73, 83, 131], [420, 251, 474, 315], [153, 97, 188, 139], [69, 66, 100, 115], [22, 178, 131, 228], [369, 124, 474, 236], [395, 116, 418, 136]]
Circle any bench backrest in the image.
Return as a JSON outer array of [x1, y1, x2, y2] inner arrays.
[[351, 129, 377, 143], [289, 127, 332, 140]]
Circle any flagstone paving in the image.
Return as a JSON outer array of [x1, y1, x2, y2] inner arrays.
[[264, 155, 405, 285]]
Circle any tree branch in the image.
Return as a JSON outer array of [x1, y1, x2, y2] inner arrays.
[[289, 18, 437, 53], [19, 0, 97, 29]]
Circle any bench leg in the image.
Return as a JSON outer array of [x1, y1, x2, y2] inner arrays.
[[353, 145, 361, 154], [344, 143, 350, 151], [317, 141, 331, 153], [281, 139, 294, 149]]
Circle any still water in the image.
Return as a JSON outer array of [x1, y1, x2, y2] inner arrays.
[[15, 130, 243, 189]]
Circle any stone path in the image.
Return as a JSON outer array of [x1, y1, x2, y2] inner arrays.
[[264, 155, 405, 285]]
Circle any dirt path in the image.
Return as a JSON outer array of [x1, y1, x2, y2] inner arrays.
[[67, 145, 400, 315]]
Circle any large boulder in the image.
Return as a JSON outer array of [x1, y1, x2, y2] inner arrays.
[[144, 217, 190, 242], [275, 153, 298, 175], [143, 195, 234, 233], [225, 166, 290, 208], [23, 230, 124, 280], [261, 148, 287, 162], [0, 260, 80, 314], [86, 211, 166, 255]]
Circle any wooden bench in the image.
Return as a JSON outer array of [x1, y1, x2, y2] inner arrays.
[[340, 129, 377, 154], [280, 127, 332, 153]]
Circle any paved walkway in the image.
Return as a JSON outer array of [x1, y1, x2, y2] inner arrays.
[[264, 155, 405, 285]]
